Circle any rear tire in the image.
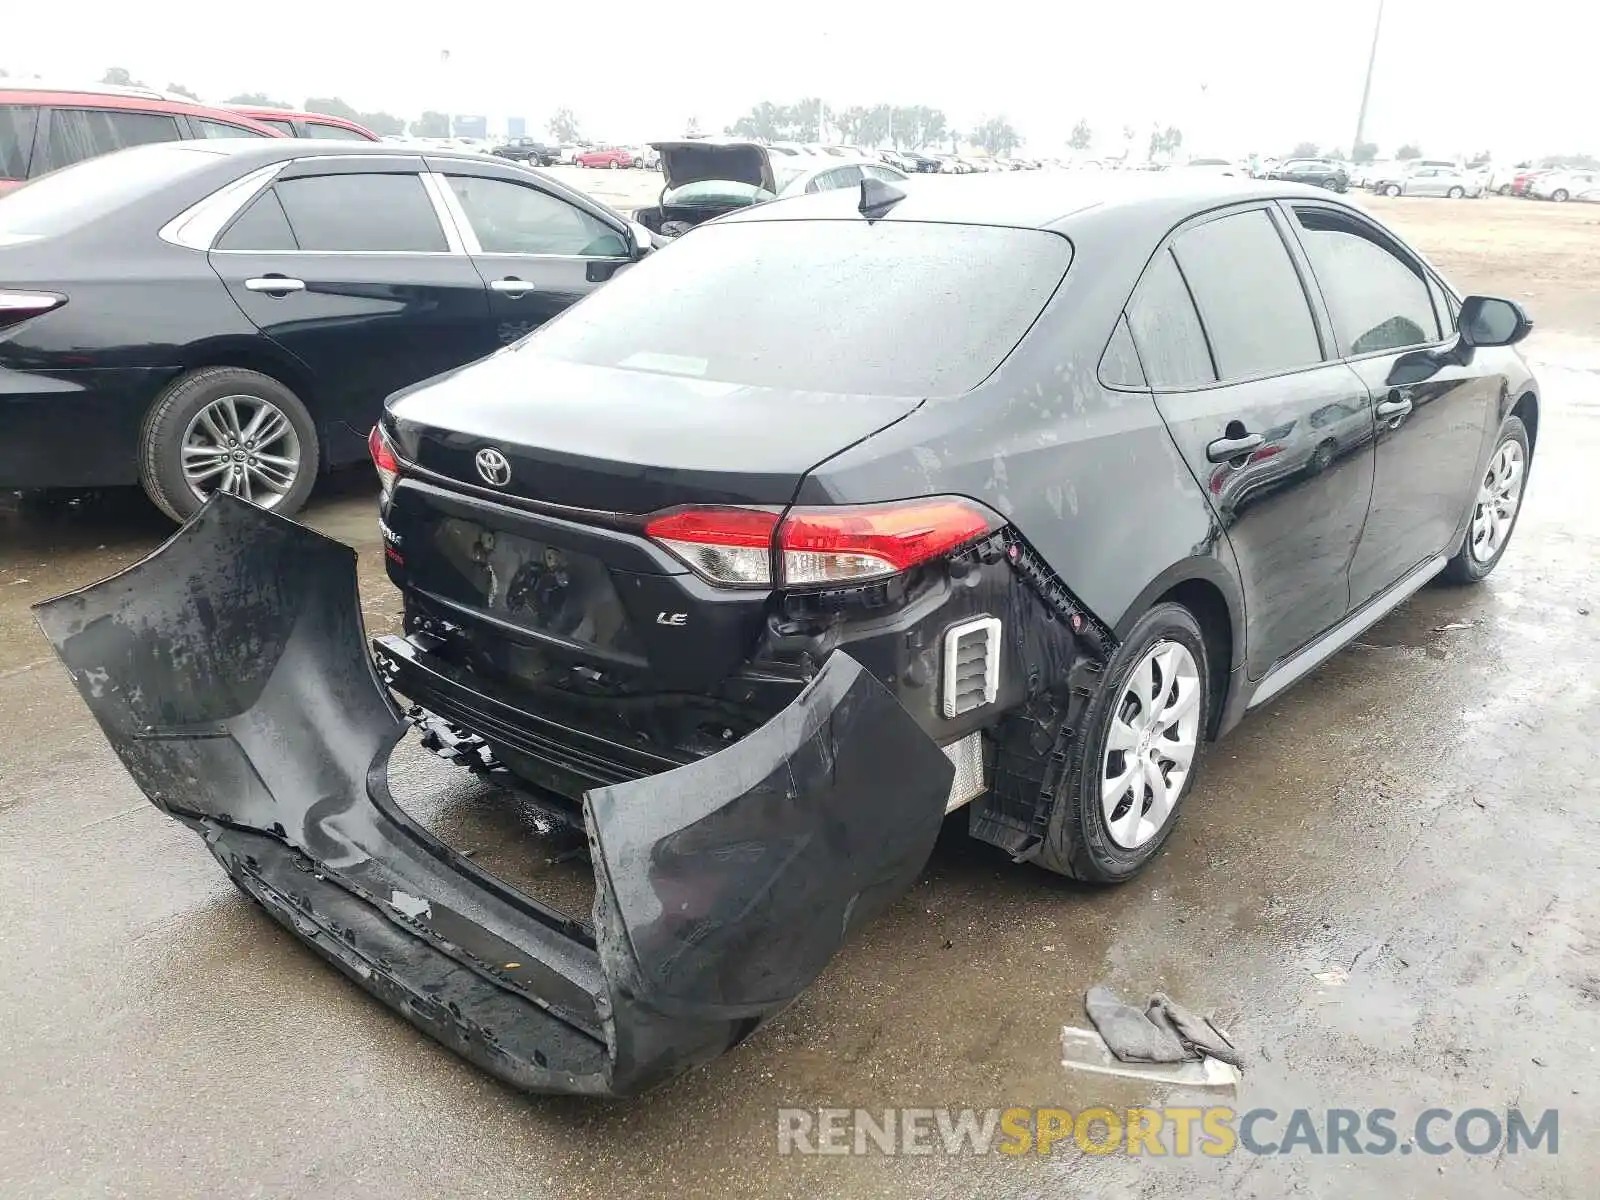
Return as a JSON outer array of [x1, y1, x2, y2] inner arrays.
[[138, 366, 319, 523], [1552, 188, 1569, 203], [1448, 186, 1465, 199], [1441, 415, 1530, 585], [1383, 183, 1402, 197], [1033, 603, 1213, 883]]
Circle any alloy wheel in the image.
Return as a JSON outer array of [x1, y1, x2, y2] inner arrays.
[[1102, 640, 1201, 849], [180, 393, 301, 509], [1470, 438, 1526, 563]]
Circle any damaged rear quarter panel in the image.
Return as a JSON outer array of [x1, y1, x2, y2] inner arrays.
[[795, 214, 1243, 649]]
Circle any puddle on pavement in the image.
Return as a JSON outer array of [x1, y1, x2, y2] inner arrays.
[[384, 737, 598, 922]]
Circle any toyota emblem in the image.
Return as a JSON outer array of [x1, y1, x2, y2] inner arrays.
[[474, 448, 511, 486]]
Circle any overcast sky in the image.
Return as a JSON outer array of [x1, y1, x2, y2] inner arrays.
[[6, 1, 1593, 158]]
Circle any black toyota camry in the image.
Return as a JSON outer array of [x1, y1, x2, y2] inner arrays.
[[40, 171, 1538, 1097], [0, 139, 652, 519]]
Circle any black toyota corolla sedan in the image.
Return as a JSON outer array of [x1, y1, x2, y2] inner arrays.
[[40, 171, 1537, 1097], [0, 139, 652, 519]]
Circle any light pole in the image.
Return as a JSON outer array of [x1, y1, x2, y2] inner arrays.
[[1352, 0, 1385, 152], [440, 49, 451, 139]]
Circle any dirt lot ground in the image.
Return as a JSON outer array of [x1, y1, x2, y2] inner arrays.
[[1, 182, 1597, 1199]]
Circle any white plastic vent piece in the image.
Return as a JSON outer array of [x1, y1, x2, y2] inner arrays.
[[941, 616, 1001, 718]]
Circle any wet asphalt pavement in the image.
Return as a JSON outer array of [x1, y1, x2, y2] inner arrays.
[[3, 273, 1599, 1195]]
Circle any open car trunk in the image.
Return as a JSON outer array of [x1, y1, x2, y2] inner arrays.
[[633, 139, 778, 239], [34, 496, 954, 1096]]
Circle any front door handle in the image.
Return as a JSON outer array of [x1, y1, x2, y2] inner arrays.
[[490, 278, 535, 297], [244, 276, 305, 294], [1375, 392, 1414, 420], [1206, 432, 1264, 463]]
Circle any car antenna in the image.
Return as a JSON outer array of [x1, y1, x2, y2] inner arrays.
[[858, 176, 906, 221]]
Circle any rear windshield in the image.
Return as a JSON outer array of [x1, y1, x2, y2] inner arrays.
[[0, 142, 224, 236], [522, 219, 1072, 397]]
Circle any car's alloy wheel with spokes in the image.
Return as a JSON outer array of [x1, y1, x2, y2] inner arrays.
[[138, 365, 320, 523], [1033, 601, 1213, 882], [181, 394, 302, 509]]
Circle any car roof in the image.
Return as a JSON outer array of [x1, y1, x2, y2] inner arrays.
[[122, 139, 513, 168], [0, 87, 283, 133], [225, 106, 376, 135], [718, 170, 1341, 233]]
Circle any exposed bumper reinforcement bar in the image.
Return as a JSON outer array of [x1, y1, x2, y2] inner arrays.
[[34, 495, 954, 1095]]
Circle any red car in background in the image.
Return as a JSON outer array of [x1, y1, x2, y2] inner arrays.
[[0, 83, 284, 193], [1510, 169, 1554, 197], [223, 106, 379, 142], [574, 146, 637, 169]]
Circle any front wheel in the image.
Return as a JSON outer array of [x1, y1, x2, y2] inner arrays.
[[1497, 184, 1512, 195], [138, 366, 319, 522], [1032, 603, 1212, 883], [1383, 183, 1402, 197], [1441, 415, 1530, 585], [1552, 189, 1569, 202], [609, 159, 621, 169], [1448, 186, 1465, 199]]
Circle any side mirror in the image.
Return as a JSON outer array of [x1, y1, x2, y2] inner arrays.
[[627, 220, 655, 259], [1458, 295, 1532, 348]]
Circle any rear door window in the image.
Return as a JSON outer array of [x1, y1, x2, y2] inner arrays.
[[1126, 250, 1216, 389], [255, 118, 297, 136], [1170, 208, 1322, 381], [0, 104, 40, 179], [215, 188, 299, 251], [445, 175, 626, 256], [38, 108, 183, 174], [1291, 206, 1441, 356], [273, 173, 448, 252]]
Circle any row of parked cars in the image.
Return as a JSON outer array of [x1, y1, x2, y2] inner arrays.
[[1258, 153, 1599, 204]]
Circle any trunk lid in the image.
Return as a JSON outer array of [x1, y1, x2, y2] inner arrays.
[[386, 351, 920, 513], [649, 139, 776, 195]]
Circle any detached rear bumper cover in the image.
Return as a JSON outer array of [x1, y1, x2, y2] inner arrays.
[[34, 495, 954, 1095]]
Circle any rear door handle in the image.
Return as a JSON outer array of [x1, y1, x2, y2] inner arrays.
[[1206, 432, 1264, 463], [490, 278, 535, 297], [1375, 392, 1414, 419], [244, 276, 305, 294]]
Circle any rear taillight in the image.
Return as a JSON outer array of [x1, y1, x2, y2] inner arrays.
[[644, 497, 1000, 588], [368, 425, 400, 499], [644, 506, 779, 586], [0, 290, 66, 332]]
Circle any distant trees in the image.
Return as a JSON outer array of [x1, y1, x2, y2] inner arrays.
[[1351, 141, 1379, 163], [228, 91, 292, 108], [410, 111, 450, 137], [1396, 144, 1422, 160], [1068, 119, 1093, 152], [548, 107, 582, 142], [100, 67, 143, 87], [166, 82, 199, 100], [970, 116, 1022, 157], [684, 115, 702, 136], [1148, 125, 1184, 161], [1290, 141, 1320, 158]]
